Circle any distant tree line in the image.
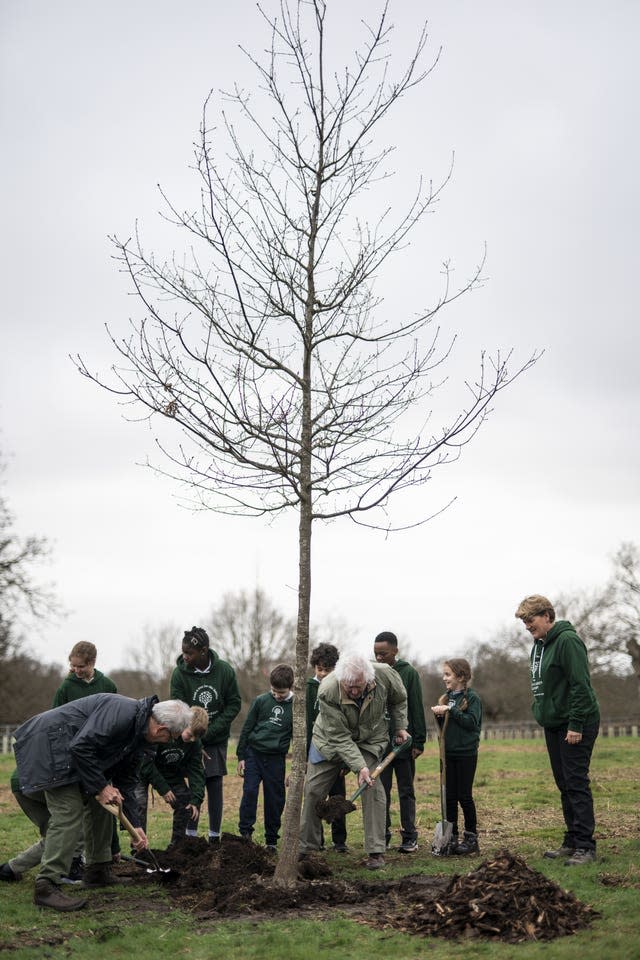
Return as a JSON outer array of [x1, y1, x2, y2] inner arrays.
[[1, 455, 638, 724]]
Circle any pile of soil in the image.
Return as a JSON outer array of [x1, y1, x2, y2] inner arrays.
[[385, 850, 600, 943], [127, 839, 598, 942]]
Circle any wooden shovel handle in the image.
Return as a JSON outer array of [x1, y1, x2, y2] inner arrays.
[[100, 800, 140, 843], [350, 735, 413, 803]]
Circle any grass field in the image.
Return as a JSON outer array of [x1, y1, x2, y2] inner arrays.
[[0, 736, 639, 959]]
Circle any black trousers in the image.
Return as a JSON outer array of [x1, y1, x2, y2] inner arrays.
[[544, 722, 598, 851], [135, 781, 197, 846], [380, 754, 417, 844], [444, 754, 477, 835]]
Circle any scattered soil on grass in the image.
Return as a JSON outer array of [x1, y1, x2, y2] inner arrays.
[[118, 838, 598, 942]]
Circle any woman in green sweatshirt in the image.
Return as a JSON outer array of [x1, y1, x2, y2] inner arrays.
[[516, 594, 600, 866]]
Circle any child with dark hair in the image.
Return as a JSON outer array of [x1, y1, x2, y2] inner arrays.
[[236, 664, 294, 852], [431, 658, 482, 855], [306, 643, 348, 852], [170, 626, 241, 844]]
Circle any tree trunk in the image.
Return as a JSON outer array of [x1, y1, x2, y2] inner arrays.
[[273, 310, 314, 885], [273, 497, 312, 885]]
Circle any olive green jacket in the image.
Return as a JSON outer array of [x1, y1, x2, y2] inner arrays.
[[311, 663, 408, 773]]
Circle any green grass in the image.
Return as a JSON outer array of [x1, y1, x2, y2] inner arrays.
[[1, 736, 639, 959]]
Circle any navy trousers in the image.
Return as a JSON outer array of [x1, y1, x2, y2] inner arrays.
[[238, 748, 286, 846]]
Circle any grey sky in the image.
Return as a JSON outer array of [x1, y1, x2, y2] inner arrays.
[[1, 0, 638, 674]]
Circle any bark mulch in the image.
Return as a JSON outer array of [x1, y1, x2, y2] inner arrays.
[[383, 849, 599, 943]]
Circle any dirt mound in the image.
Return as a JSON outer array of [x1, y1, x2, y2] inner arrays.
[[123, 840, 598, 941], [386, 850, 599, 943]]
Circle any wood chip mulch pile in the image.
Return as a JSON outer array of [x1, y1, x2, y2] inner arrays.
[[388, 850, 600, 943]]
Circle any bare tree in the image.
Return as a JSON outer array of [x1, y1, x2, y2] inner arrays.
[[76, 1, 537, 882], [0, 488, 58, 627], [123, 620, 182, 699], [0, 456, 64, 721], [559, 543, 640, 712], [206, 586, 297, 730]]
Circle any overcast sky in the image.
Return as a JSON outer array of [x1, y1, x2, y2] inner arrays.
[[1, 0, 638, 676]]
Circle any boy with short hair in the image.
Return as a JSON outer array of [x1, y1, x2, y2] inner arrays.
[[236, 664, 294, 852], [306, 643, 348, 852], [373, 631, 426, 853]]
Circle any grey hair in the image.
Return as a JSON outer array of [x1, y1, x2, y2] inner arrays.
[[334, 652, 375, 685], [152, 700, 193, 736]]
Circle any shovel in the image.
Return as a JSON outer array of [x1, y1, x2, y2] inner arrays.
[[100, 801, 179, 882], [431, 712, 455, 856], [315, 736, 412, 822]]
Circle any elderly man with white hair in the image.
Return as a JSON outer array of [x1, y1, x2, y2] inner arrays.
[[299, 651, 409, 869]]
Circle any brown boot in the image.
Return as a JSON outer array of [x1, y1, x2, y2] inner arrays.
[[82, 862, 133, 887], [34, 878, 87, 912]]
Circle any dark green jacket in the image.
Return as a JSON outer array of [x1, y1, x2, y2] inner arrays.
[[236, 693, 293, 759], [52, 669, 117, 706], [140, 739, 205, 806], [388, 660, 426, 752], [440, 688, 482, 757], [530, 619, 600, 731], [170, 650, 241, 747], [306, 676, 321, 754]]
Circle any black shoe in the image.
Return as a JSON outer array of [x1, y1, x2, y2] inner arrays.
[[398, 839, 418, 853], [456, 831, 479, 855], [332, 844, 349, 853], [0, 862, 19, 882], [565, 848, 596, 866], [544, 845, 575, 860], [60, 856, 84, 884], [34, 878, 87, 912], [265, 844, 277, 853]]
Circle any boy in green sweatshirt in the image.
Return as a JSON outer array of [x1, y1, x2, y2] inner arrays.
[[236, 664, 294, 852], [374, 631, 426, 852]]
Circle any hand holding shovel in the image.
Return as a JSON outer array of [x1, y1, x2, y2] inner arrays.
[[431, 712, 455, 856], [316, 735, 412, 823]]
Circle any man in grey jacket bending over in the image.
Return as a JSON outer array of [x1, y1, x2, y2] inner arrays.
[[13, 694, 197, 911], [299, 652, 408, 870]]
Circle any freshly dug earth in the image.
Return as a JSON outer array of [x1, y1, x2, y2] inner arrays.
[[127, 838, 598, 942], [315, 795, 357, 822]]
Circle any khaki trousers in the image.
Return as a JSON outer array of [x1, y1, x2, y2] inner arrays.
[[9, 789, 49, 876], [38, 784, 112, 883], [299, 748, 386, 855]]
